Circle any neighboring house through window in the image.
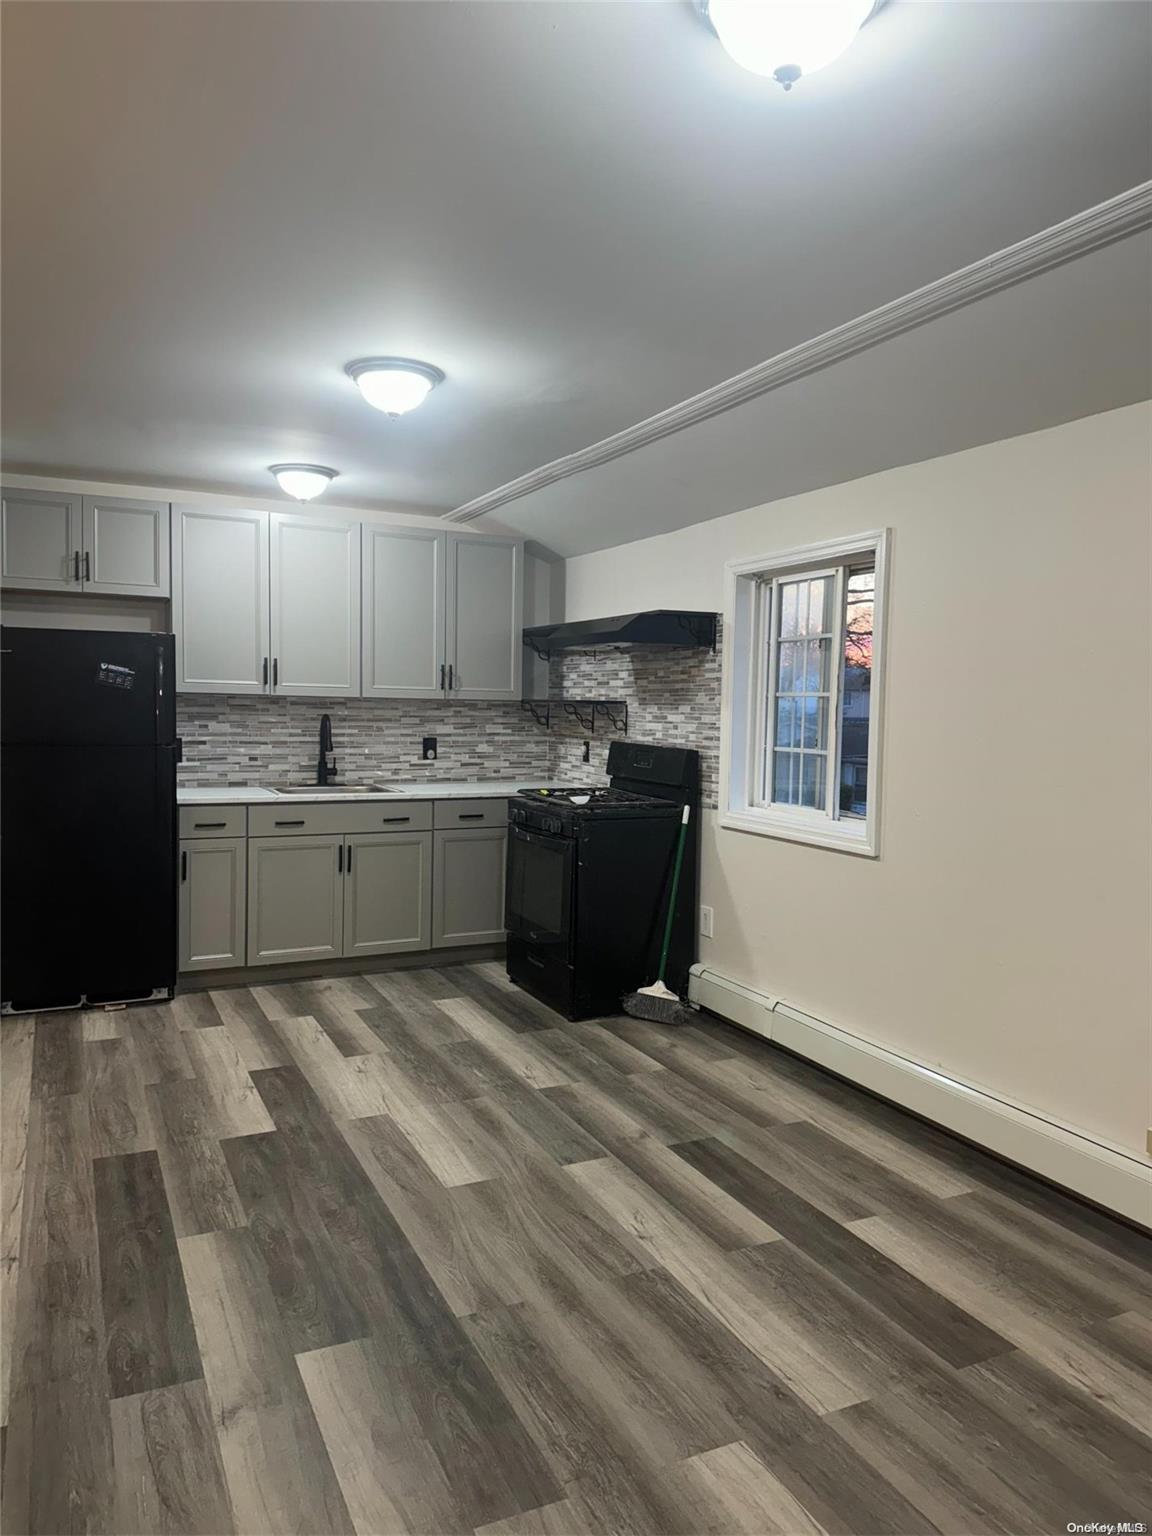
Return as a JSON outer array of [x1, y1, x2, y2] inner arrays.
[[720, 529, 889, 855]]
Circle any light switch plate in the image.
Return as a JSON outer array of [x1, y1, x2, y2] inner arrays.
[[700, 905, 714, 938]]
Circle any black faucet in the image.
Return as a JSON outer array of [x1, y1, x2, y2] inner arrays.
[[317, 713, 337, 785]]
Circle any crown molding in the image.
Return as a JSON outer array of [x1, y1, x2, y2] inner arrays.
[[444, 180, 1152, 524]]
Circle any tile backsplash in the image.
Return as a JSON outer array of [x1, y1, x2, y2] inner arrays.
[[176, 696, 552, 786], [546, 623, 723, 808], [176, 625, 722, 803]]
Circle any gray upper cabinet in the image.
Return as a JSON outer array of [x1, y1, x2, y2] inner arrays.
[[173, 505, 270, 694], [270, 512, 360, 697], [1, 488, 171, 595], [446, 533, 523, 700], [1, 488, 81, 591], [361, 525, 446, 698], [82, 496, 170, 596]]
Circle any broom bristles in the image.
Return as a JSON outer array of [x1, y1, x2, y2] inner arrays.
[[621, 983, 695, 1026]]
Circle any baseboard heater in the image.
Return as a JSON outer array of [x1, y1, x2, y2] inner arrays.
[[688, 963, 1152, 1230]]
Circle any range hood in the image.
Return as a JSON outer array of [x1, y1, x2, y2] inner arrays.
[[524, 609, 717, 658]]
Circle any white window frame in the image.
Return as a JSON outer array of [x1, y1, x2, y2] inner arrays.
[[719, 528, 890, 857]]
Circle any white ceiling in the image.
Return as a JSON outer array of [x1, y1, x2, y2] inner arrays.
[[481, 229, 1152, 555], [3, 1, 1149, 541]]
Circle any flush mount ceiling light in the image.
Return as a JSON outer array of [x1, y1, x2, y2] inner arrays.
[[700, 0, 876, 89], [269, 463, 339, 501], [345, 357, 445, 418]]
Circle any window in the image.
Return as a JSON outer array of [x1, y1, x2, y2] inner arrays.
[[721, 530, 888, 855]]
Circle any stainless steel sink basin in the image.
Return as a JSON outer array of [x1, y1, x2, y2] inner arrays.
[[275, 783, 395, 794]]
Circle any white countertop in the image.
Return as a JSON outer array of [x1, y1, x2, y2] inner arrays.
[[177, 779, 547, 806]]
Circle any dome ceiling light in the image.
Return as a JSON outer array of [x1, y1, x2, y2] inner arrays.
[[345, 357, 446, 418], [269, 463, 339, 501], [700, 0, 876, 90]]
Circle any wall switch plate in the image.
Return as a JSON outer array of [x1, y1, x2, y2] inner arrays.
[[700, 905, 714, 938], [422, 736, 438, 761], [582, 740, 591, 763]]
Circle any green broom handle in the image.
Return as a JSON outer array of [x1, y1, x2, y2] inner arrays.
[[656, 806, 691, 980]]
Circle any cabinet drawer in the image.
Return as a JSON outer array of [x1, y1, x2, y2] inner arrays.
[[179, 804, 247, 839], [433, 798, 508, 830], [247, 800, 433, 837]]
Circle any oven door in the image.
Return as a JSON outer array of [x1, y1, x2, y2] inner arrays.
[[505, 825, 575, 957]]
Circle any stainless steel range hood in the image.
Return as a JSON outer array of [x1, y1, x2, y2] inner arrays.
[[523, 610, 717, 658]]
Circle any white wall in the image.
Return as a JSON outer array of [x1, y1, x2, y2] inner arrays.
[[564, 403, 1152, 1159]]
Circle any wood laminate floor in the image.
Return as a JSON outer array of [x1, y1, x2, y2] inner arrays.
[[2, 962, 1150, 1535]]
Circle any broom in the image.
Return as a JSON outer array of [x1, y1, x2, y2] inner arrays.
[[622, 804, 696, 1026]]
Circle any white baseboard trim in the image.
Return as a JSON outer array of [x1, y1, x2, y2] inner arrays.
[[688, 963, 1152, 1229]]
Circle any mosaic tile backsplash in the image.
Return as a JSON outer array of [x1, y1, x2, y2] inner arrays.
[[176, 696, 552, 787], [546, 623, 723, 809], [176, 624, 722, 804]]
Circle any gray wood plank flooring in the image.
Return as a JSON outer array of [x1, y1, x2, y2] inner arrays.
[[2, 962, 1149, 1535]]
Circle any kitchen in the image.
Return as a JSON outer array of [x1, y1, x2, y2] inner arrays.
[[2, 4, 1150, 1535]]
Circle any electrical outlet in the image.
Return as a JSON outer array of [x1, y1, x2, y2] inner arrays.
[[422, 735, 438, 761], [700, 904, 714, 938]]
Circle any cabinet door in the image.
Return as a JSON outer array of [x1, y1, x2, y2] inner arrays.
[[270, 513, 360, 696], [1, 487, 81, 591], [446, 534, 523, 700], [343, 831, 432, 957], [179, 837, 246, 971], [247, 834, 343, 965], [173, 506, 269, 693], [362, 525, 446, 698], [82, 496, 171, 596], [432, 827, 507, 947]]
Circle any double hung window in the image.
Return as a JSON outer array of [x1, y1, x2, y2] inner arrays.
[[721, 530, 888, 855]]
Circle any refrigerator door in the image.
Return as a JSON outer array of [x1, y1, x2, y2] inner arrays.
[[1, 742, 178, 1009], [0, 627, 176, 747], [1, 628, 178, 1010]]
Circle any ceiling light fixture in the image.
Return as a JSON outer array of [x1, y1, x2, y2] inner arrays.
[[345, 357, 445, 418], [269, 463, 339, 501], [701, 0, 876, 89]]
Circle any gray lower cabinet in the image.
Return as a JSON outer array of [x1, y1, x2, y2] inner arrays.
[[180, 837, 247, 972], [432, 826, 507, 947], [247, 828, 433, 966], [247, 834, 344, 965], [344, 831, 433, 957]]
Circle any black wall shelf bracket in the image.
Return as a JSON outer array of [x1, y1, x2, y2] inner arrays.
[[520, 699, 628, 735]]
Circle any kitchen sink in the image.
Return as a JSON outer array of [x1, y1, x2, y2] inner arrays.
[[275, 783, 399, 794]]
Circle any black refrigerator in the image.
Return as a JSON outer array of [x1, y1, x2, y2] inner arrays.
[[1, 627, 179, 1012]]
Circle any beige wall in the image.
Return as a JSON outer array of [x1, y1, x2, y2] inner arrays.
[[564, 403, 1152, 1157]]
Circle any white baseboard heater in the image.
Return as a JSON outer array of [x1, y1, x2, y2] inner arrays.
[[688, 963, 1152, 1229]]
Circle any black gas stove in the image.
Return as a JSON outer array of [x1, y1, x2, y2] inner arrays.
[[506, 741, 700, 1020], [510, 784, 679, 835]]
